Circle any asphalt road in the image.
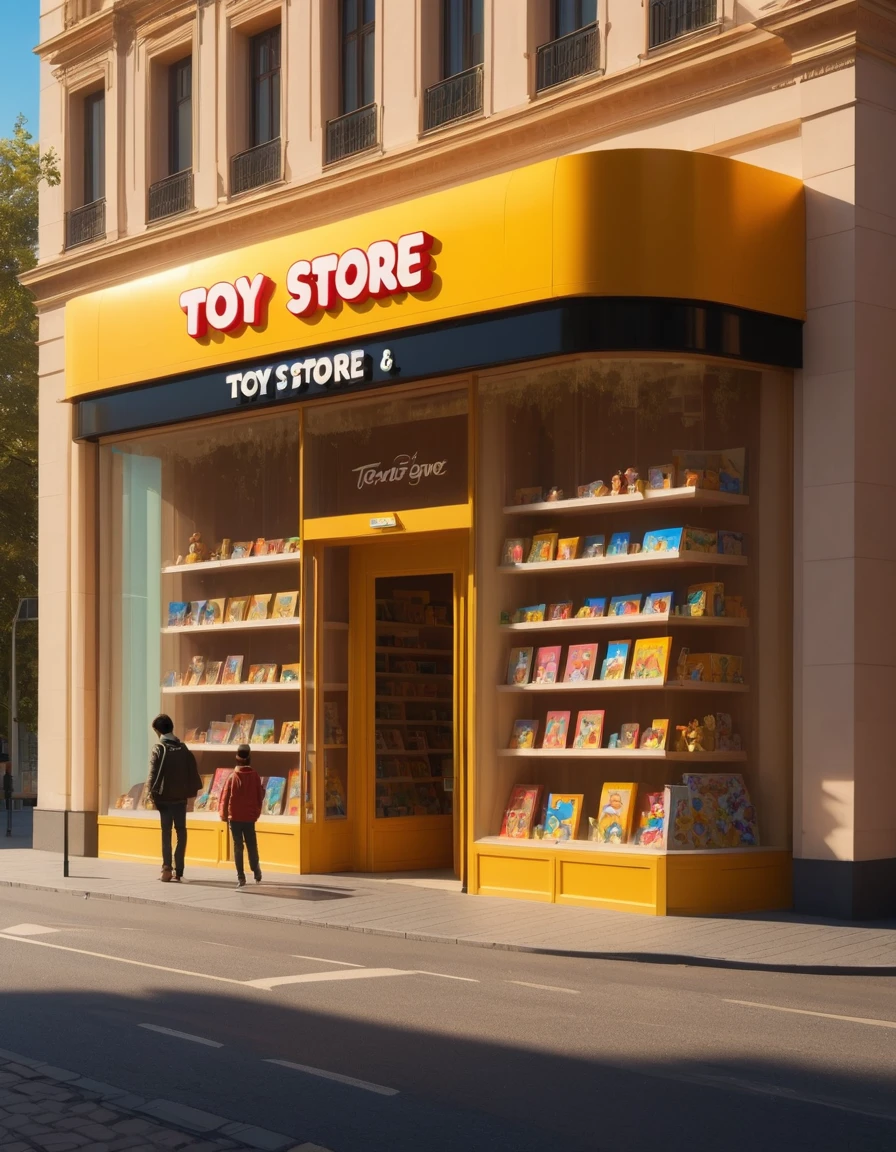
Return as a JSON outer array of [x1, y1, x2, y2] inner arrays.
[[0, 887, 894, 1152]]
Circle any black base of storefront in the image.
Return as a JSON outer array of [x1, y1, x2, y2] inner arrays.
[[793, 857, 896, 920], [33, 809, 99, 857]]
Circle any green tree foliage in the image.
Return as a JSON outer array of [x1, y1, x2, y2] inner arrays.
[[0, 116, 58, 739]]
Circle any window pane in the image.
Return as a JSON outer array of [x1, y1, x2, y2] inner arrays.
[[271, 72, 281, 139], [255, 75, 271, 145], [582, 0, 597, 25], [363, 0, 375, 25], [362, 29, 375, 106], [175, 100, 192, 172], [343, 38, 358, 113], [555, 0, 575, 37], [343, 0, 358, 34], [444, 0, 461, 76], [471, 0, 484, 65], [85, 92, 104, 204]]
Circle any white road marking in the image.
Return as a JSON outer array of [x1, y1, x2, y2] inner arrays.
[[415, 970, 479, 983], [247, 967, 411, 991], [509, 980, 580, 995], [0, 932, 246, 986], [291, 954, 364, 967], [2, 924, 60, 936], [265, 1059, 399, 1097], [138, 1024, 223, 1048], [726, 999, 896, 1030]]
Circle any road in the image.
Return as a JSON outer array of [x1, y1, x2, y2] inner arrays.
[[0, 886, 894, 1151]]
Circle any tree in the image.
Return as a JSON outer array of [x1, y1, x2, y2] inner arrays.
[[0, 116, 58, 741]]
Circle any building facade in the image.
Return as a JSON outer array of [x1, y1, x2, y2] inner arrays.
[[27, 0, 896, 918]]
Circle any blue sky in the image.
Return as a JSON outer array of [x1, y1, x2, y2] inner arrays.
[[0, 4, 39, 139]]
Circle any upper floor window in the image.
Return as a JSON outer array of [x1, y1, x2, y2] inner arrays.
[[169, 56, 192, 174], [443, 0, 483, 78], [341, 0, 375, 114], [84, 90, 105, 205], [251, 25, 281, 146], [553, 0, 597, 37]]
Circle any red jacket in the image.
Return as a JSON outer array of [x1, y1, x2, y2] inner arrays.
[[219, 766, 265, 823]]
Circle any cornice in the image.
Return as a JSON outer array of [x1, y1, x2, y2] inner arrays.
[[24, 2, 859, 308]]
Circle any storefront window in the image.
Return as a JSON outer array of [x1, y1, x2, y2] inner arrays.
[[303, 388, 468, 518], [98, 413, 301, 818], [476, 357, 791, 855]]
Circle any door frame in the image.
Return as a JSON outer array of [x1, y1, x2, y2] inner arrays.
[[349, 532, 470, 880]]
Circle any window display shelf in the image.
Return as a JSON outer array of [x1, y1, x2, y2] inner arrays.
[[161, 683, 300, 694], [497, 748, 747, 761], [476, 835, 666, 855], [499, 613, 748, 634], [496, 680, 749, 694], [500, 551, 746, 575], [162, 552, 301, 575], [162, 617, 300, 635], [503, 488, 749, 517], [185, 742, 300, 753], [375, 646, 453, 657]]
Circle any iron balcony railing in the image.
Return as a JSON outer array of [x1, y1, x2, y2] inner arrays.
[[326, 103, 378, 165], [65, 198, 105, 249], [230, 137, 281, 196], [649, 0, 718, 48], [424, 64, 484, 132], [148, 169, 193, 222], [535, 22, 598, 93]]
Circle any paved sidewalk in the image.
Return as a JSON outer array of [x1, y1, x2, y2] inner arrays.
[[2, 842, 896, 973], [0, 1047, 327, 1152]]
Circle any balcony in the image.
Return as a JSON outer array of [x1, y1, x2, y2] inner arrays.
[[326, 104, 378, 166], [230, 138, 281, 197], [649, 0, 718, 49], [64, 0, 107, 27], [148, 170, 193, 223], [535, 23, 599, 94], [424, 65, 484, 133], [65, 199, 105, 249]]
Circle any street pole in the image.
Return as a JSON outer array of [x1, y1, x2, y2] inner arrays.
[[10, 609, 17, 793]]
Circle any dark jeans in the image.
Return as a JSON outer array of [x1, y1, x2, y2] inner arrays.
[[157, 801, 187, 875], [230, 820, 260, 879]]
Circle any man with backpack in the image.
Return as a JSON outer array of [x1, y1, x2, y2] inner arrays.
[[147, 714, 203, 882]]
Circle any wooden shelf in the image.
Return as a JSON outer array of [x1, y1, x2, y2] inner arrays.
[[376, 777, 445, 784], [497, 749, 747, 761], [161, 683, 300, 694], [496, 680, 749, 694], [324, 743, 347, 750], [375, 646, 453, 657], [376, 621, 453, 631], [376, 672, 453, 681], [375, 719, 452, 727], [162, 617, 300, 635], [323, 683, 349, 691], [503, 487, 749, 517], [376, 748, 434, 756], [162, 552, 300, 575], [375, 695, 452, 704], [499, 551, 746, 576], [499, 612, 749, 634], [186, 742, 300, 753]]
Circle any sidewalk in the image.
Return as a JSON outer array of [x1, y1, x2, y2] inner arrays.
[[0, 1046, 324, 1152], [2, 828, 896, 973]]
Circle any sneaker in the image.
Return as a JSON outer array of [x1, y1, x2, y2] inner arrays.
[[254, 870, 263, 884], [160, 867, 173, 883], [237, 876, 247, 888]]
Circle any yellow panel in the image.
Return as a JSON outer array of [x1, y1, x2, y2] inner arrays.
[[370, 819, 454, 872], [66, 152, 804, 398], [666, 850, 792, 915], [555, 853, 664, 916], [474, 848, 555, 902], [304, 503, 471, 542], [98, 816, 224, 866], [255, 823, 301, 871]]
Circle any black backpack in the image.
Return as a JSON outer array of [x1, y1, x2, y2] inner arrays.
[[153, 741, 202, 802]]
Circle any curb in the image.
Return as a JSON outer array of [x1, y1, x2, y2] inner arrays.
[[3, 876, 896, 976]]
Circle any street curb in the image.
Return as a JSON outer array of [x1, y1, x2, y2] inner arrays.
[[3, 876, 896, 976]]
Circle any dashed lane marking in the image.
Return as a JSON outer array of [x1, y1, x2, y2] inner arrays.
[[726, 999, 896, 1030], [138, 1024, 224, 1047], [265, 1058, 399, 1097], [290, 954, 365, 967], [509, 980, 580, 995], [246, 967, 412, 991]]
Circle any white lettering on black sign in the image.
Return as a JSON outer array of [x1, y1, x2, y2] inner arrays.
[[227, 349, 367, 400]]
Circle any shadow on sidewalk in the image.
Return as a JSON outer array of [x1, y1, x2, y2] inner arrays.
[[182, 878, 355, 902]]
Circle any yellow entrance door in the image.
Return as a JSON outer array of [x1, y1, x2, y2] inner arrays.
[[350, 535, 468, 879]]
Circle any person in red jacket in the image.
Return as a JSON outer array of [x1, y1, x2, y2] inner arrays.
[[218, 745, 265, 887]]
